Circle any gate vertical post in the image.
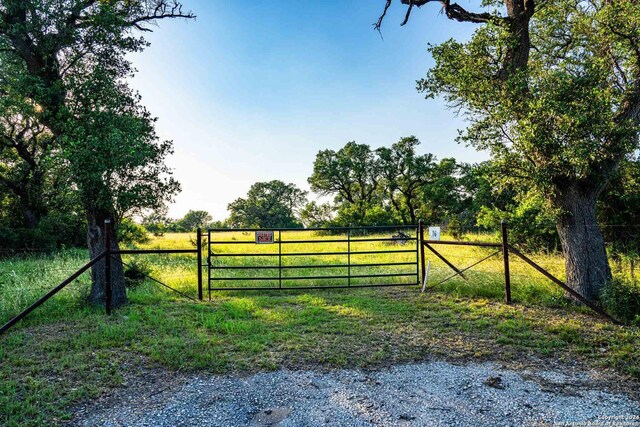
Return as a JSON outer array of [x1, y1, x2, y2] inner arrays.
[[278, 230, 282, 289], [501, 220, 512, 304], [104, 219, 112, 315], [197, 227, 203, 301], [415, 224, 420, 285], [207, 229, 212, 301], [347, 228, 351, 287], [419, 220, 426, 285]]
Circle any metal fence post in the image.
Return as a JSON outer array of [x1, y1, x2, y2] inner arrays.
[[278, 230, 282, 289], [419, 220, 426, 286], [207, 229, 212, 301], [501, 220, 511, 304], [347, 228, 351, 287], [197, 227, 203, 301], [104, 219, 112, 315]]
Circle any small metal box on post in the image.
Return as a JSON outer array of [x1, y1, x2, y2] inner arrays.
[[104, 219, 112, 315], [501, 220, 511, 304], [196, 227, 203, 301]]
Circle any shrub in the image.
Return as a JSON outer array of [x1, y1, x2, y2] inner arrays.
[[117, 218, 150, 245], [0, 211, 85, 251], [476, 194, 559, 251], [601, 279, 640, 325], [123, 259, 152, 289], [37, 212, 86, 249], [448, 217, 463, 240], [0, 227, 21, 250]]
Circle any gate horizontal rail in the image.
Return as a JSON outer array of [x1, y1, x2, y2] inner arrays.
[[209, 262, 416, 270], [209, 273, 417, 281], [208, 225, 417, 232], [211, 238, 418, 244], [210, 250, 416, 257], [209, 283, 418, 291]]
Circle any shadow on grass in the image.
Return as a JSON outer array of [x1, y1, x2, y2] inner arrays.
[[1, 279, 639, 427]]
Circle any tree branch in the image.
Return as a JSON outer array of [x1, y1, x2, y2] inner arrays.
[[400, 0, 414, 26], [127, 1, 195, 32], [374, 0, 392, 33], [376, 0, 507, 29], [441, 0, 504, 25]]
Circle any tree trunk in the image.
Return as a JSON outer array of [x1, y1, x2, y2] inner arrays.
[[19, 204, 40, 230], [2, 178, 46, 229], [407, 198, 417, 224], [555, 185, 611, 301], [390, 195, 408, 224], [87, 211, 127, 308]]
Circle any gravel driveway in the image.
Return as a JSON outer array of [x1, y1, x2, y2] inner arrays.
[[70, 361, 640, 427]]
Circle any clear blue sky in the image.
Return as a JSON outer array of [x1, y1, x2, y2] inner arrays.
[[128, 0, 486, 220]]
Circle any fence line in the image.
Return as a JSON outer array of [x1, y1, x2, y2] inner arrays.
[[0, 251, 105, 335], [419, 220, 620, 324], [424, 250, 501, 291], [1, 219, 626, 336], [113, 258, 197, 302]]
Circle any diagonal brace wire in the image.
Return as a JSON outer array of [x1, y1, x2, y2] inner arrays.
[[425, 250, 501, 291], [113, 256, 198, 302]]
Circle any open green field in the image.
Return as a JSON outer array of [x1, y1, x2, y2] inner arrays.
[[1, 231, 639, 426]]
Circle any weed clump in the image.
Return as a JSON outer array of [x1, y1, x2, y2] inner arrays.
[[601, 279, 640, 325], [123, 259, 152, 289]]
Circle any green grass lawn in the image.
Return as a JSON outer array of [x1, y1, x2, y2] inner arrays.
[[1, 231, 639, 426]]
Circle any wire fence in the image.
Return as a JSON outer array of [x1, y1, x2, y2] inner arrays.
[[2, 223, 638, 330], [1, 227, 637, 294]]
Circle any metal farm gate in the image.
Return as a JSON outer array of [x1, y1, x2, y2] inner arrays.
[[206, 225, 420, 295]]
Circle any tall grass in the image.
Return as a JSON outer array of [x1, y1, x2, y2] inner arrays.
[[2, 230, 635, 327], [0, 249, 94, 326]]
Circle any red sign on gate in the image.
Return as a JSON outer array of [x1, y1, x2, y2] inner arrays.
[[255, 230, 275, 244]]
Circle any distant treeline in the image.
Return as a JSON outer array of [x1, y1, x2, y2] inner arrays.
[[140, 138, 640, 253], [2, 136, 638, 254], [4, 137, 638, 253]]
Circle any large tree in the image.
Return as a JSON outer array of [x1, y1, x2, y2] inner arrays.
[[309, 139, 467, 226], [418, 157, 460, 224], [0, 1, 191, 307], [228, 180, 308, 228], [176, 210, 212, 231], [376, 136, 437, 224], [308, 142, 382, 225], [299, 201, 335, 228], [378, 0, 640, 300]]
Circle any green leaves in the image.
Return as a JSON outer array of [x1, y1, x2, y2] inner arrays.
[[228, 180, 308, 229], [422, 0, 640, 199], [308, 138, 484, 227], [0, 1, 191, 231]]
